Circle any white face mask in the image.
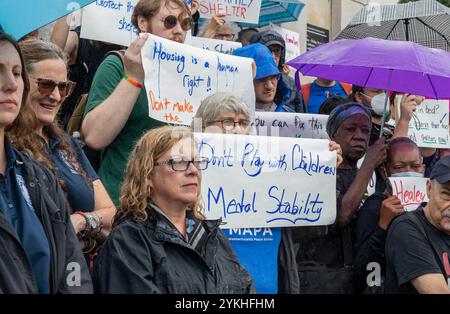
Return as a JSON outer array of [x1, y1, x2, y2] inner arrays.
[[390, 171, 424, 178], [362, 92, 388, 116]]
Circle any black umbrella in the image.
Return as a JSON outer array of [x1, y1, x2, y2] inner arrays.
[[336, 0, 450, 51]]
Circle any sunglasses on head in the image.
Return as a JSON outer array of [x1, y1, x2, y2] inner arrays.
[[32, 77, 76, 98], [162, 15, 193, 31]]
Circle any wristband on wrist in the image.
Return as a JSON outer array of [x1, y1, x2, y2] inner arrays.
[[123, 74, 143, 89]]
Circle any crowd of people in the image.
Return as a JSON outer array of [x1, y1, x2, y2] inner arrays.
[[0, 0, 448, 294]]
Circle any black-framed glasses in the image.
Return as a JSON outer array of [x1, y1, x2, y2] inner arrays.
[[161, 15, 194, 31], [155, 156, 209, 171], [209, 119, 251, 131], [30, 77, 76, 98]]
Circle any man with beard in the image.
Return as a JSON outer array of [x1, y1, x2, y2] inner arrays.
[[385, 155, 450, 294], [81, 0, 194, 205]]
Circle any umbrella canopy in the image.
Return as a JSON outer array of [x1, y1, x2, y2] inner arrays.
[[336, 0, 450, 51], [239, 0, 305, 27], [0, 0, 95, 40], [287, 37, 450, 99]]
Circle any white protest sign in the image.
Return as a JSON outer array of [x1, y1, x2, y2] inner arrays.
[[269, 24, 300, 62], [253, 112, 329, 139], [388, 177, 429, 212], [408, 99, 449, 148], [196, 133, 337, 228], [142, 34, 255, 125], [80, 0, 137, 46], [185, 35, 242, 55], [357, 156, 377, 197], [198, 0, 262, 24]]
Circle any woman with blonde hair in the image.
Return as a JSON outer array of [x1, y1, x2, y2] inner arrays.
[[93, 126, 254, 293], [9, 39, 115, 257]]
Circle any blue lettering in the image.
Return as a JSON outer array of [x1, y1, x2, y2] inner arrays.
[[96, 0, 124, 10], [182, 75, 204, 96], [241, 143, 264, 177], [291, 144, 336, 176], [198, 140, 234, 167], [266, 186, 323, 224], [207, 187, 258, 219], [152, 42, 186, 73]]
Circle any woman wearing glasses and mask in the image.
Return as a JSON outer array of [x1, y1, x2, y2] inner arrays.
[[0, 33, 92, 293], [93, 126, 255, 293], [9, 39, 116, 258]]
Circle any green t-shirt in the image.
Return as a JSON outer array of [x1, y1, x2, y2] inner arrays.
[[84, 55, 164, 205]]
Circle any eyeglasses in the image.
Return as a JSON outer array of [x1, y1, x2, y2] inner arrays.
[[161, 15, 194, 31], [155, 156, 209, 171], [214, 33, 235, 41], [31, 77, 76, 98], [209, 119, 251, 131]]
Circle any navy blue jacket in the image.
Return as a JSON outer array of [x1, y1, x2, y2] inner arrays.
[[0, 145, 93, 294]]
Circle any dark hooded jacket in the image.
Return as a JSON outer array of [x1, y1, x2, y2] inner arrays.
[[0, 145, 93, 294], [251, 30, 306, 113], [93, 205, 255, 294]]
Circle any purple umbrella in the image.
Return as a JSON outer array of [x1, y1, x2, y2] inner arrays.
[[287, 37, 450, 99]]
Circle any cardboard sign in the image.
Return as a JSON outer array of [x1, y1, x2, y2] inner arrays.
[[198, 0, 262, 24], [185, 35, 242, 55], [141, 34, 255, 125], [80, 0, 138, 46], [389, 177, 429, 212], [408, 99, 450, 148], [196, 133, 337, 228], [253, 112, 329, 139], [269, 24, 300, 62]]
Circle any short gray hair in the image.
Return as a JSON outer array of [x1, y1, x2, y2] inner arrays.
[[199, 20, 240, 38], [192, 93, 252, 129]]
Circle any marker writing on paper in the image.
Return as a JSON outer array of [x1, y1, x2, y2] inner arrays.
[[266, 187, 323, 224], [207, 187, 258, 219], [152, 42, 186, 73], [291, 144, 335, 176], [197, 140, 234, 167]]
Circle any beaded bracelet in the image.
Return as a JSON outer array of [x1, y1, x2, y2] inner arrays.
[[123, 74, 143, 89]]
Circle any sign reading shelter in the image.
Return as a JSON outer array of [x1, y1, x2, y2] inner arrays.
[[141, 34, 255, 125], [388, 177, 429, 212], [408, 99, 450, 148], [269, 24, 300, 62], [185, 34, 242, 55], [253, 112, 329, 139], [196, 133, 337, 229], [198, 0, 262, 24], [80, 0, 138, 46]]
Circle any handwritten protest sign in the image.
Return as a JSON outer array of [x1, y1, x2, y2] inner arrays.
[[198, 0, 262, 24], [0, 0, 94, 40], [80, 0, 138, 46], [253, 112, 329, 139], [142, 34, 255, 125], [195, 132, 337, 228], [185, 35, 242, 55], [269, 24, 300, 62], [388, 177, 429, 212], [407, 99, 450, 148]]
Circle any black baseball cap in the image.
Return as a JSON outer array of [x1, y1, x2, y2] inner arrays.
[[430, 155, 450, 184]]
